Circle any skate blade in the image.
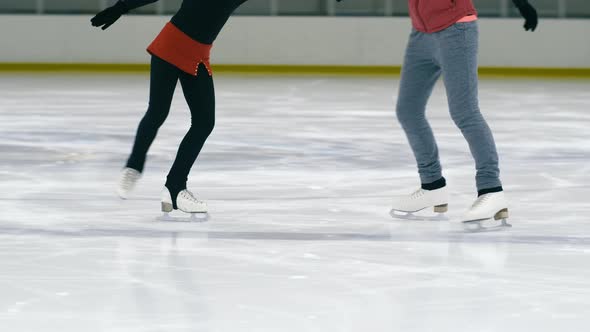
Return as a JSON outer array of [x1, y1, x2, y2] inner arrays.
[[156, 212, 209, 223], [117, 190, 129, 200], [462, 218, 511, 232], [389, 209, 448, 221]]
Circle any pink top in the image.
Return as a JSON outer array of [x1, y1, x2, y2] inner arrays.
[[457, 15, 478, 23], [408, 0, 477, 33]]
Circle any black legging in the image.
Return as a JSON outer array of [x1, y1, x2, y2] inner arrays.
[[126, 55, 215, 203]]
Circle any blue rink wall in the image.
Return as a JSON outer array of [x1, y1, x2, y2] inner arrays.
[[0, 15, 589, 72]]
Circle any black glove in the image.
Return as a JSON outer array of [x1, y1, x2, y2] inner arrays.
[[91, 1, 129, 30], [513, 0, 538, 31]]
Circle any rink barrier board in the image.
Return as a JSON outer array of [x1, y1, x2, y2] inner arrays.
[[0, 63, 589, 78]]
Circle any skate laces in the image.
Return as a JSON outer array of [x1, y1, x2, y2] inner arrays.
[[180, 190, 202, 203], [122, 169, 139, 187], [471, 194, 491, 209], [410, 189, 425, 199]]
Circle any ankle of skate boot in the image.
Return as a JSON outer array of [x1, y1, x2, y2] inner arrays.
[[477, 186, 503, 197], [421, 177, 446, 191], [124, 164, 143, 174], [164, 186, 182, 210]]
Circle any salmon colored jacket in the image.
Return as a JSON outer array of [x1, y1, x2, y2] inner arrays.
[[409, 0, 478, 33]]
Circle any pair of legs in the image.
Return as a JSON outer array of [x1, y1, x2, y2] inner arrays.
[[396, 21, 502, 196], [126, 55, 215, 205]]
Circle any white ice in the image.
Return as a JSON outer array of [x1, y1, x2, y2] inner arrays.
[[1, 73, 590, 332]]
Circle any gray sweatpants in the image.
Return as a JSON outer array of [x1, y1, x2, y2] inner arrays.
[[396, 21, 502, 191]]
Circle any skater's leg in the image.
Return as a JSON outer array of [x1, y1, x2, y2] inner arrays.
[[126, 56, 180, 172], [436, 22, 502, 193], [396, 30, 444, 187], [165, 63, 215, 204]]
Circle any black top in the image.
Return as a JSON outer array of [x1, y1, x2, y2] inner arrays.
[[123, 0, 248, 44]]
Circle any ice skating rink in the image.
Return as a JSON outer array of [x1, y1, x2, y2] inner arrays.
[[1, 73, 589, 332]]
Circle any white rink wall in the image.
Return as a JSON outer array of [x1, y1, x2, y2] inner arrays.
[[1, 15, 589, 68]]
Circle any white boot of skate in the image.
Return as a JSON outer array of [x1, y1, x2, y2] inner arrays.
[[390, 187, 449, 221], [159, 188, 209, 222], [117, 167, 141, 199], [462, 192, 510, 231]]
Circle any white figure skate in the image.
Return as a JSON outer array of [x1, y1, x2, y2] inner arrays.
[[158, 188, 209, 222], [117, 167, 141, 199], [390, 187, 449, 221], [462, 192, 510, 231]]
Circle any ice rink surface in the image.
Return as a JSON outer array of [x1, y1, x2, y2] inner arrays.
[[1, 73, 589, 332]]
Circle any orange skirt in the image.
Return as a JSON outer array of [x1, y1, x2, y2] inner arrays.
[[147, 22, 213, 76]]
